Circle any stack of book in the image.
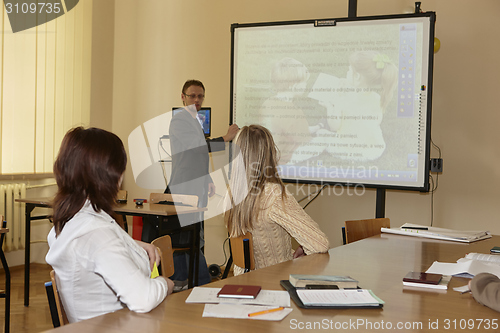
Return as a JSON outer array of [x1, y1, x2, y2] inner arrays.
[[465, 252, 500, 263], [289, 274, 358, 289], [381, 223, 491, 243], [402, 272, 450, 290]]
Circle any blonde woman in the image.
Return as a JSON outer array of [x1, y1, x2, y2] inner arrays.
[[225, 125, 329, 276]]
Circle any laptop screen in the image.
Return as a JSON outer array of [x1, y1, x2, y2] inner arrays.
[[172, 107, 211, 137]]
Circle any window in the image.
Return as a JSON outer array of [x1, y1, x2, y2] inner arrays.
[[0, 1, 92, 174]]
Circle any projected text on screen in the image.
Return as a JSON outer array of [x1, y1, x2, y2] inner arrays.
[[231, 14, 434, 191]]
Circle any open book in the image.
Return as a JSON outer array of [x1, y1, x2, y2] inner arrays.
[[465, 253, 500, 264], [296, 289, 384, 307], [381, 223, 491, 243]]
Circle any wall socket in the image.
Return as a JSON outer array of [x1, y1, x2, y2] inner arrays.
[[430, 158, 443, 173]]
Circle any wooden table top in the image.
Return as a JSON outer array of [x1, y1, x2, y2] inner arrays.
[[15, 197, 53, 206], [15, 197, 206, 216], [114, 200, 206, 216], [42, 234, 500, 332]]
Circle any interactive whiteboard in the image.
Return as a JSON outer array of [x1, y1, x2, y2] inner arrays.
[[231, 13, 436, 191]]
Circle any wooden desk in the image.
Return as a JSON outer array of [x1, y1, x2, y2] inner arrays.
[[40, 234, 500, 332], [113, 200, 206, 217], [15, 197, 206, 306], [114, 201, 207, 289]]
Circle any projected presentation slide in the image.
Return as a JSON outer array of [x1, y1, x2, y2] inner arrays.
[[232, 14, 434, 190]]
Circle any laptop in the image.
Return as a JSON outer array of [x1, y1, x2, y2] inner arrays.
[[172, 107, 211, 138]]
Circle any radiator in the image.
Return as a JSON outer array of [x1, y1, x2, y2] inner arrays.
[[0, 183, 26, 252]]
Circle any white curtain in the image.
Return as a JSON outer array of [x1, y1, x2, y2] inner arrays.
[[0, 0, 92, 174]]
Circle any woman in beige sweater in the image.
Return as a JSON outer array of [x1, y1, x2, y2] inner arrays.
[[225, 125, 330, 276]]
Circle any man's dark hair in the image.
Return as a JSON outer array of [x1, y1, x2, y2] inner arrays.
[[182, 80, 205, 94]]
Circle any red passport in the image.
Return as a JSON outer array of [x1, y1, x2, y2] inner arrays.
[[403, 272, 442, 285], [217, 284, 262, 299]]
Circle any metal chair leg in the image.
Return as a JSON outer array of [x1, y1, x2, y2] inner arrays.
[[0, 221, 10, 333]]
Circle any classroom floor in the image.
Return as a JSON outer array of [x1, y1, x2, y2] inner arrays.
[[0, 263, 230, 333], [0, 264, 54, 333]]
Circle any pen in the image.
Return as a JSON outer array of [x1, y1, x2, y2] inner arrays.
[[248, 306, 285, 317], [460, 289, 471, 294]]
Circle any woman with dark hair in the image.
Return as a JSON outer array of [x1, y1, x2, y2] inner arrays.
[[46, 127, 173, 323]]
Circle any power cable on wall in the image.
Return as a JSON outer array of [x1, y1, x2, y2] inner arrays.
[[301, 184, 328, 210], [429, 137, 442, 227]]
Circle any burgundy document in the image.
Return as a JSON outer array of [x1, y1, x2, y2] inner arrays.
[[217, 284, 262, 299], [403, 272, 442, 285]]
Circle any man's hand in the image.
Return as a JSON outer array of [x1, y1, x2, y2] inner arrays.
[[223, 124, 240, 142], [208, 182, 216, 197]]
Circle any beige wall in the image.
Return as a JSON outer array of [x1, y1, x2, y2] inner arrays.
[[95, 0, 500, 265], [90, 0, 115, 130]]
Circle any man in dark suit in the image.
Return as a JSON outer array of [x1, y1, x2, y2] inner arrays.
[[166, 80, 238, 289]]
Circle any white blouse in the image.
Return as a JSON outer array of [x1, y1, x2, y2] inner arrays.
[[46, 201, 169, 323]]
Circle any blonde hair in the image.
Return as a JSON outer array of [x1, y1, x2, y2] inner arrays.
[[270, 57, 310, 92], [225, 125, 286, 237], [349, 51, 398, 111]]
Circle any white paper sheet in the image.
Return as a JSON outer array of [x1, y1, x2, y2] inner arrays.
[[296, 289, 384, 306], [185, 287, 291, 307], [426, 259, 500, 278], [202, 304, 293, 321], [381, 223, 491, 243], [453, 285, 470, 293]]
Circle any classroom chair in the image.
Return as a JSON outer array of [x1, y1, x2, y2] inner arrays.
[[117, 189, 128, 203], [149, 192, 199, 251], [45, 270, 69, 327], [343, 218, 391, 244], [229, 232, 255, 273], [151, 235, 175, 277], [0, 218, 10, 333]]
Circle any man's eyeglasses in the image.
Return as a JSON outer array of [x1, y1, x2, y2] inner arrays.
[[183, 93, 205, 100]]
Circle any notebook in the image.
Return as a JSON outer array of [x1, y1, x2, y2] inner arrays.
[[217, 285, 262, 299]]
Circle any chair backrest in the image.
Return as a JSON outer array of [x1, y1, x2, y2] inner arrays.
[[230, 232, 255, 272], [0, 217, 9, 246], [344, 218, 390, 244], [150, 193, 198, 207], [117, 190, 128, 203], [48, 270, 69, 326], [151, 235, 175, 278], [0, 217, 9, 333]]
